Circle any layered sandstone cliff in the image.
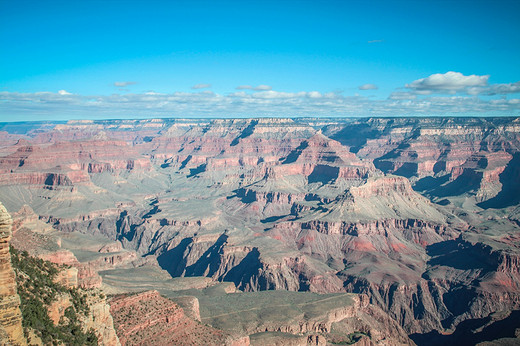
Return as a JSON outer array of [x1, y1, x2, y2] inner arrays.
[[0, 203, 26, 346]]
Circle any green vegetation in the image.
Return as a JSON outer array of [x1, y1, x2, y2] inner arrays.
[[9, 246, 98, 345], [329, 331, 370, 345]]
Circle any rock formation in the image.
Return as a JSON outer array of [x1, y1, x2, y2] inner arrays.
[[0, 202, 26, 346], [109, 290, 249, 345], [82, 295, 121, 346], [9, 241, 121, 345], [0, 117, 519, 342]]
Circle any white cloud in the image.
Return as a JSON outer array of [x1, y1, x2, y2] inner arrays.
[[406, 71, 489, 94], [236, 84, 273, 91], [359, 84, 378, 90], [114, 81, 137, 87], [367, 40, 383, 44], [191, 83, 212, 89], [58, 89, 72, 95]]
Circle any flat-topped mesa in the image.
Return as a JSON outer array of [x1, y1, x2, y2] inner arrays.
[[1, 139, 138, 168], [33, 118, 171, 144], [350, 176, 415, 198], [0, 171, 89, 188], [0, 203, 26, 346], [298, 175, 451, 226], [241, 118, 317, 139], [200, 290, 412, 345]]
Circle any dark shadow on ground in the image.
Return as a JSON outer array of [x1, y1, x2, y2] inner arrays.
[[478, 153, 520, 209], [308, 164, 339, 184], [410, 310, 520, 346], [157, 238, 194, 277]]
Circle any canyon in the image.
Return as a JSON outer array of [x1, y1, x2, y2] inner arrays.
[[0, 117, 520, 345]]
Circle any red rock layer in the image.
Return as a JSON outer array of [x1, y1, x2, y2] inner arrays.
[[0, 139, 150, 187], [109, 290, 249, 346]]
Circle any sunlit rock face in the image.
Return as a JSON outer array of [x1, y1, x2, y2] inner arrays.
[[0, 203, 26, 346]]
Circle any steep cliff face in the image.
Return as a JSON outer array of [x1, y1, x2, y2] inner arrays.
[[82, 295, 120, 346], [0, 203, 26, 346]]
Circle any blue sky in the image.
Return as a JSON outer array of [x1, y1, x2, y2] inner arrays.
[[1, 0, 520, 121]]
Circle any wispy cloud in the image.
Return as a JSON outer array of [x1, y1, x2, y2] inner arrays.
[[388, 91, 416, 100], [191, 83, 212, 89], [1, 86, 519, 120], [483, 81, 520, 95], [367, 39, 383, 44], [359, 84, 378, 90], [0, 91, 80, 104], [236, 85, 272, 91], [114, 81, 137, 87]]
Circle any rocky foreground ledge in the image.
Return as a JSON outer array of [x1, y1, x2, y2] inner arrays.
[[0, 203, 25, 345]]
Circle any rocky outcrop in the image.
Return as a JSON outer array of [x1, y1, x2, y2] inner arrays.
[[109, 290, 249, 345], [350, 176, 414, 198], [54, 266, 79, 288], [0, 203, 26, 346], [10, 236, 121, 346], [40, 250, 101, 288], [83, 294, 121, 346], [47, 294, 72, 325], [40, 247, 137, 289]]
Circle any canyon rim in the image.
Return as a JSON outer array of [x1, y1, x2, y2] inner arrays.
[[0, 117, 519, 345]]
